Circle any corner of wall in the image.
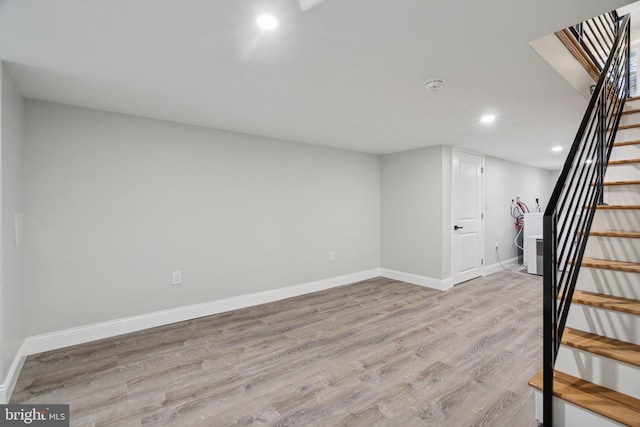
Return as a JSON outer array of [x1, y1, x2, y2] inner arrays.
[[380, 268, 451, 291], [0, 60, 4, 386], [441, 145, 452, 280], [0, 61, 27, 402], [380, 146, 448, 279], [0, 340, 27, 404]]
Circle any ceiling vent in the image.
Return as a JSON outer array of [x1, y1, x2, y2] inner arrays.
[[424, 79, 445, 92]]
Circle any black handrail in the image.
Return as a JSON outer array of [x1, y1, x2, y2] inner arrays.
[[542, 13, 630, 427]]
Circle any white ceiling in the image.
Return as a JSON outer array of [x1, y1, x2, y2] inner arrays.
[[0, 0, 635, 169]]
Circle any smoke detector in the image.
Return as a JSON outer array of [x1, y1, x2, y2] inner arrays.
[[424, 79, 445, 92]]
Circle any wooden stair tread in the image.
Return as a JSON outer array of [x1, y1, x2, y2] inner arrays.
[[572, 290, 640, 316], [622, 108, 640, 115], [579, 257, 640, 273], [617, 123, 640, 130], [609, 158, 640, 165], [596, 204, 640, 210], [603, 180, 640, 186], [628, 95, 640, 102], [562, 327, 640, 367], [528, 369, 640, 426], [614, 139, 640, 147], [588, 230, 640, 238]]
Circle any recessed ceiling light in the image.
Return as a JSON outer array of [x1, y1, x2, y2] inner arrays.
[[256, 14, 279, 30], [552, 146, 563, 152], [480, 114, 496, 124]]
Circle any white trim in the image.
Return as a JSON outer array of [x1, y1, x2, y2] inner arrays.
[[0, 339, 27, 404], [380, 268, 452, 291], [24, 269, 380, 356], [483, 257, 521, 276]]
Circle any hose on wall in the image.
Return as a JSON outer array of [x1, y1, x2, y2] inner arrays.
[[511, 198, 529, 251]]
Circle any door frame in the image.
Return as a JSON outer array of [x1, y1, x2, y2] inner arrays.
[[450, 147, 485, 285]]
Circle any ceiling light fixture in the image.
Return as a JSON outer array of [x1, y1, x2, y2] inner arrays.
[[424, 79, 445, 92], [552, 146, 563, 152], [480, 114, 496, 124], [256, 14, 279, 30]]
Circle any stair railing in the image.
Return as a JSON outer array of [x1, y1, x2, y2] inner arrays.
[[570, 11, 620, 72], [542, 13, 630, 427]]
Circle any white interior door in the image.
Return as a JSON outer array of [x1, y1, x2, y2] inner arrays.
[[451, 149, 484, 285]]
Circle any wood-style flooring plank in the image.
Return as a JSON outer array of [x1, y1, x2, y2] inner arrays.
[[12, 271, 542, 426]]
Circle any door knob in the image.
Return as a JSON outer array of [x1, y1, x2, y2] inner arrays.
[[454, 225, 463, 230]]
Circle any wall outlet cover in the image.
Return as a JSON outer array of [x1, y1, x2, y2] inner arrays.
[[171, 271, 182, 285]]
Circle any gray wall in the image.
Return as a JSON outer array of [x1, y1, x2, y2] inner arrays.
[[19, 99, 556, 337], [1, 63, 26, 381], [441, 146, 452, 279], [381, 146, 553, 280], [484, 156, 553, 265], [24, 100, 381, 335], [381, 146, 445, 279]]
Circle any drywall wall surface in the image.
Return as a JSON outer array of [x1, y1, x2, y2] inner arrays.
[[24, 100, 380, 335], [1, 63, 26, 380], [381, 145, 444, 279], [549, 169, 560, 195], [0, 62, 4, 381], [530, 32, 594, 100], [484, 156, 553, 267], [441, 146, 452, 280]]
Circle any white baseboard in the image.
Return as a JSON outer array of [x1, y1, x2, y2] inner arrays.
[[24, 269, 381, 357], [379, 268, 452, 291], [483, 257, 521, 275], [0, 339, 27, 404], [380, 262, 529, 290]]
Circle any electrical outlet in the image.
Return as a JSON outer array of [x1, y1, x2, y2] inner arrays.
[[172, 271, 181, 285], [329, 251, 335, 262]]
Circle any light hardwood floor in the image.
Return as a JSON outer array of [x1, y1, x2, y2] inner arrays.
[[12, 271, 542, 426]]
